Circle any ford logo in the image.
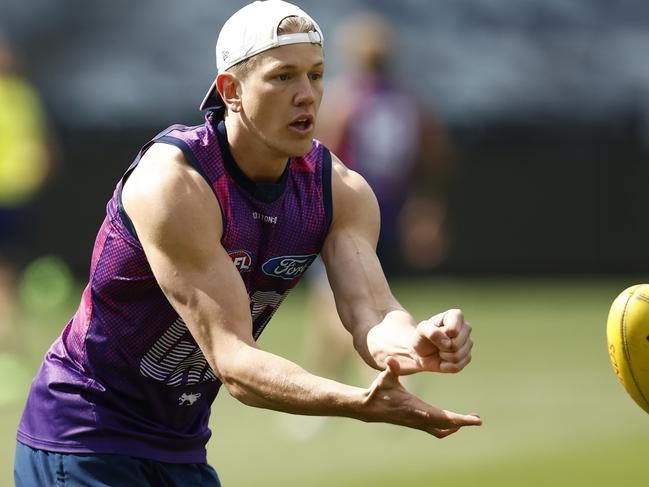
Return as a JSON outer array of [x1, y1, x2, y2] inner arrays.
[[262, 254, 317, 280]]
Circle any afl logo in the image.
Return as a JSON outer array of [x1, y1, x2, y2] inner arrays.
[[262, 254, 317, 280], [229, 250, 252, 272]]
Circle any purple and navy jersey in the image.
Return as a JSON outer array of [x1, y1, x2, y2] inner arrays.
[[17, 112, 332, 463]]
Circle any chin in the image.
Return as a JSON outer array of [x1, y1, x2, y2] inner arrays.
[[285, 139, 314, 158]]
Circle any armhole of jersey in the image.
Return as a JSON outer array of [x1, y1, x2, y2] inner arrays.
[[118, 135, 228, 242], [118, 141, 156, 242], [119, 186, 140, 242], [156, 135, 228, 236], [322, 147, 333, 231]]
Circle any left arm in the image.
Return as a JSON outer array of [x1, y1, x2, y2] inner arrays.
[[321, 155, 472, 375]]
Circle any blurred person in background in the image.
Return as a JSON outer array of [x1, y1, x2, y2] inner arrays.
[[0, 34, 54, 350], [15, 2, 479, 485], [304, 12, 454, 383], [317, 12, 453, 274]]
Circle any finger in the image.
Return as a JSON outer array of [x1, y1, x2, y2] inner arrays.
[[425, 311, 446, 327], [445, 412, 482, 427], [439, 351, 472, 374], [428, 411, 481, 437], [446, 320, 472, 352], [376, 356, 401, 389], [438, 340, 473, 373], [440, 309, 465, 339], [385, 356, 401, 380], [385, 356, 401, 376], [439, 336, 473, 363], [430, 427, 460, 439], [416, 318, 452, 352], [430, 410, 482, 430]]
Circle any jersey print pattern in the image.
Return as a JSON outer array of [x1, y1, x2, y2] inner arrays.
[[140, 318, 217, 386]]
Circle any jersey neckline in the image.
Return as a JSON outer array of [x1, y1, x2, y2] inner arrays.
[[212, 115, 290, 204]]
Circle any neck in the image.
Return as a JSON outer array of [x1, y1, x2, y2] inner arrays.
[[223, 115, 288, 183]]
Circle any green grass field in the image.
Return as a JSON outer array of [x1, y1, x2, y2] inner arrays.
[[2, 276, 648, 485]]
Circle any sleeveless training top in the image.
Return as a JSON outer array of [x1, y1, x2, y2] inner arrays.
[[17, 112, 332, 463]]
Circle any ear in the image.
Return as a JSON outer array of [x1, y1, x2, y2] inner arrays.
[[216, 72, 242, 113]]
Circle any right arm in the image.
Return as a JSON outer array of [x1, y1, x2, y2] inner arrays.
[[122, 142, 479, 436]]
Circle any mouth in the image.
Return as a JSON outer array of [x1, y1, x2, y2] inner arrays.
[[288, 115, 315, 134]]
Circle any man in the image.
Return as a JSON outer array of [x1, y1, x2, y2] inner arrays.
[[15, 1, 481, 485]]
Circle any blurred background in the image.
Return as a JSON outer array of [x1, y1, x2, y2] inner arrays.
[[3, 0, 649, 276], [2, 0, 649, 485]]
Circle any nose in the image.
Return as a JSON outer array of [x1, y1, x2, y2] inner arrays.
[[293, 74, 316, 106]]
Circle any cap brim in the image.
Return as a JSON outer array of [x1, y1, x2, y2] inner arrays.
[[199, 80, 224, 110]]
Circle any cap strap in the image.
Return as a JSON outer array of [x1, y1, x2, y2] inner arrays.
[[277, 31, 322, 46]]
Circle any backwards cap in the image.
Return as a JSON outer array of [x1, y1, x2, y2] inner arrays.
[[199, 0, 324, 110]]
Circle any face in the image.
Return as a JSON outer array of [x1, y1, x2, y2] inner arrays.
[[235, 42, 325, 158]]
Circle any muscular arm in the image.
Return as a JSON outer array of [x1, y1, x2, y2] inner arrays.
[[122, 143, 479, 436], [122, 143, 364, 416], [322, 156, 473, 375]]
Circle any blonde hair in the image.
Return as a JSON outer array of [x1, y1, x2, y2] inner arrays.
[[277, 15, 315, 36], [227, 16, 316, 78]]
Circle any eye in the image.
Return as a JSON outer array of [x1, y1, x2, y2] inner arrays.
[[309, 72, 323, 81], [275, 73, 290, 81]]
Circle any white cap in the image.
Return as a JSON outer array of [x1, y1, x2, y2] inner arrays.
[[199, 0, 324, 110]]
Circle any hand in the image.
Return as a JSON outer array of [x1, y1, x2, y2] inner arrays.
[[411, 308, 473, 374], [361, 357, 481, 438]]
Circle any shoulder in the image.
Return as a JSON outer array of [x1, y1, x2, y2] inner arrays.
[[122, 142, 222, 242], [331, 153, 376, 202], [329, 153, 379, 230], [126, 142, 212, 203]]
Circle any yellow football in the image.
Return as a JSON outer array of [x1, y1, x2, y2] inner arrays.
[[606, 284, 649, 414]]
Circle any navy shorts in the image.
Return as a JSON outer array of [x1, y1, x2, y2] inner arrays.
[[14, 441, 221, 486]]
